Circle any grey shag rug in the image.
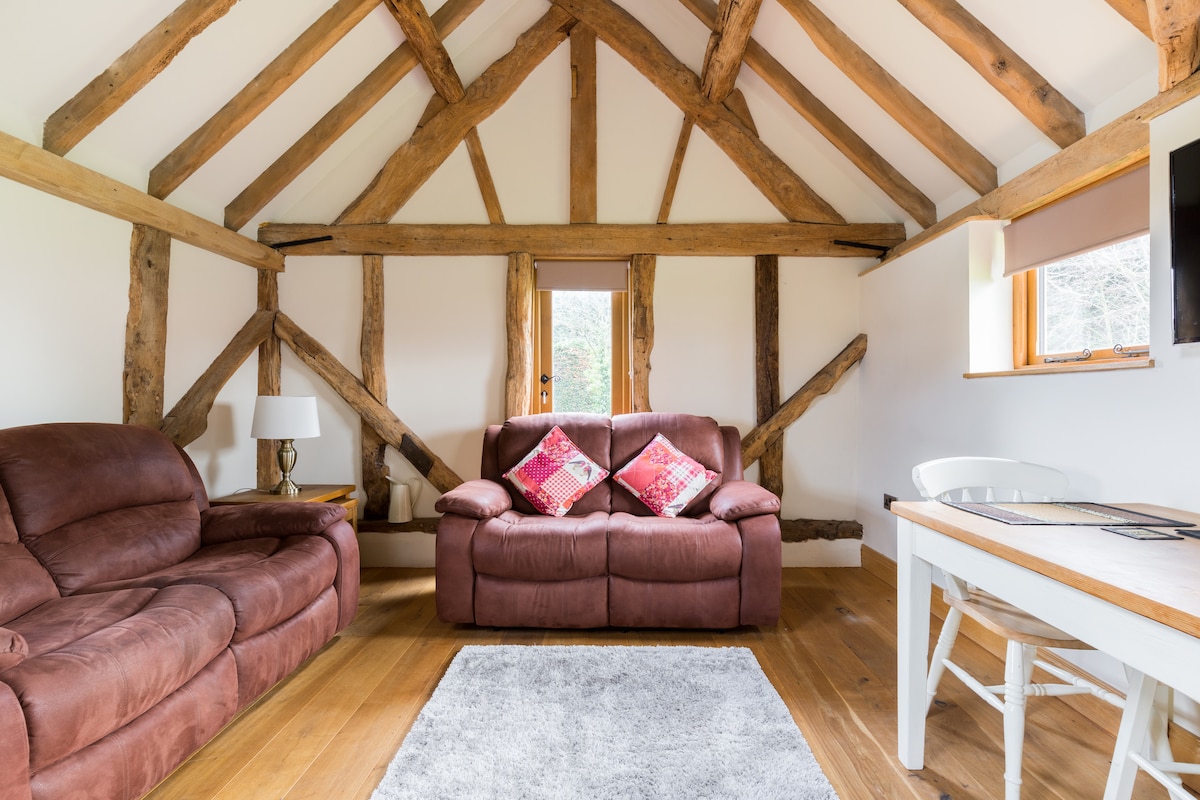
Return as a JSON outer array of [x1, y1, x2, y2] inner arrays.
[[369, 644, 839, 800]]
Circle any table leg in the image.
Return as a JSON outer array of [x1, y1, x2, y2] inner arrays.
[[897, 517, 932, 770], [1104, 668, 1158, 800]]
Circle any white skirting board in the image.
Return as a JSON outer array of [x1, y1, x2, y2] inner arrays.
[[358, 531, 862, 569]]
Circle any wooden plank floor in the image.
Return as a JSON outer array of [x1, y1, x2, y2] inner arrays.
[[144, 567, 1178, 799]]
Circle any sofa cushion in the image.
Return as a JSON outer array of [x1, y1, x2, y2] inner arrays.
[[492, 414, 612, 515], [473, 511, 608, 581], [0, 423, 202, 594], [608, 512, 742, 582], [2, 583, 235, 772], [76, 536, 338, 642], [610, 414, 725, 516], [613, 433, 717, 518], [6, 589, 158, 659], [503, 426, 609, 517]]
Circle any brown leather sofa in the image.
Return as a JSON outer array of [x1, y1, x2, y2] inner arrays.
[[435, 412, 781, 629], [0, 422, 360, 800]]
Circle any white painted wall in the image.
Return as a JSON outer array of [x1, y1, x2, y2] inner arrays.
[[856, 94, 1200, 716]]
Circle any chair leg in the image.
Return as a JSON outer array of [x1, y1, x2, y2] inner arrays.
[[927, 607, 963, 715], [1002, 640, 1029, 800]]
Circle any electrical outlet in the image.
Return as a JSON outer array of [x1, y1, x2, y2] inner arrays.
[[883, 493, 898, 510]]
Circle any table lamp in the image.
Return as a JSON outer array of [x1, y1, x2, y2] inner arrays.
[[250, 395, 320, 495]]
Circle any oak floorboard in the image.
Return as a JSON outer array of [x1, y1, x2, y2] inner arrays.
[[144, 567, 1182, 799]]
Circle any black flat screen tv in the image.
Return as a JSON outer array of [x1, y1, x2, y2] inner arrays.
[[1171, 136, 1200, 343]]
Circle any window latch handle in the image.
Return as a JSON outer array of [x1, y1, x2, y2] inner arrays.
[[1043, 348, 1093, 364]]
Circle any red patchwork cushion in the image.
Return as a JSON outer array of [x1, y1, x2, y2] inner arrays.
[[613, 433, 717, 518], [502, 426, 608, 517]]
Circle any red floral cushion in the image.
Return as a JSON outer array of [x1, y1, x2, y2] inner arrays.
[[502, 426, 608, 517], [613, 433, 717, 518]]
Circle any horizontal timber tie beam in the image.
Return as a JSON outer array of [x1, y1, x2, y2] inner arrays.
[[258, 222, 906, 258], [780, 518, 863, 542]]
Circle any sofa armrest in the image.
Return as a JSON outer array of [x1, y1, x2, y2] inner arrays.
[[709, 481, 780, 521], [0, 683, 30, 800], [434, 479, 512, 519], [200, 502, 347, 545]]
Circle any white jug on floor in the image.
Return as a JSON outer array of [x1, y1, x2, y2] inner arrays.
[[387, 477, 422, 523]]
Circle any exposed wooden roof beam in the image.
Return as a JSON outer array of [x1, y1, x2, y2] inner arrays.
[[679, 0, 936, 228], [895, 0, 1085, 148], [0, 131, 282, 271], [723, 88, 759, 134], [161, 311, 275, 446], [43, 0, 239, 156], [657, 117, 693, 223], [570, 24, 598, 223], [383, 0, 504, 223], [257, 221, 905, 257], [383, 0, 466, 101], [149, 0, 379, 200], [874, 69, 1200, 268], [223, 0, 484, 231], [465, 128, 506, 223], [1105, 0, 1154, 38], [552, 0, 844, 224], [337, 8, 576, 224], [701, 0, 764, 102], [1148, 0, 1200, 90], [776, 0, 997, 196]]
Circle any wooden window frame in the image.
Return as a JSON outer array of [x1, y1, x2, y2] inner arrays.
[[1012, 250, 1149, 370], [531, 270, 631, 415]]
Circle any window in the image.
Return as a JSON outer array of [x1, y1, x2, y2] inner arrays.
[[1014, 235, 1150, 365], [532, 261, 631, 414], [1004, 164, 1150, 369]]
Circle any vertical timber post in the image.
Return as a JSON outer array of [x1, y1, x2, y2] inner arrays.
[[506, 252, 535, 418], [755, 254, 783, 498], [361, 254, 390, 519], [123, 224, 171, 427]]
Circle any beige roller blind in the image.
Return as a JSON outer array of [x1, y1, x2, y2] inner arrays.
[[1002, 164, 1149, 277], [535, 260, 628, 291]]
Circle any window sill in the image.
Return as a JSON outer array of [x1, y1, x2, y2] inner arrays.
[[964, 357, 1154, 379]]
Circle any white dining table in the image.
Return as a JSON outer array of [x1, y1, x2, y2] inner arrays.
[[892, 500, 1200, 798]]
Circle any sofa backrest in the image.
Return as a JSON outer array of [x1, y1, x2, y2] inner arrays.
[[483, 413, 613, 516], [610, 413, 730, 517], [481, 412, 740, 518], [0, 423, 202, 595], [0, 482, 59, 625]]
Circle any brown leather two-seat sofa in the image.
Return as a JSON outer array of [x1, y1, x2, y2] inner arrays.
[[0, 422, 360, 800], [435, 412, 782, 629]]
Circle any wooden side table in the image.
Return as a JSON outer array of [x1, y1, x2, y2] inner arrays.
[[209, 484, 358, 533]]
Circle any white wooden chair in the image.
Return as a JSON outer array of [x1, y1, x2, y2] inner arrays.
[[912, 456, 1133, 799]]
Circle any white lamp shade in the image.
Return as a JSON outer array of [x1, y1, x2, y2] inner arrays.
[[250, 396, 320, 440]]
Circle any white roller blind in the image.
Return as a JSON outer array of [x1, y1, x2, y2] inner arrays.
[[1002, 164, 1149, 277], [535, 260, 628, 291]]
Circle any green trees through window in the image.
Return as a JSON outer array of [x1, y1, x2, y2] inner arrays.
[[549, 291, 612, 413]]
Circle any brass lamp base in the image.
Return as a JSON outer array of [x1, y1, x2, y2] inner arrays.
[[269, 476, 303, 495], [270, 438, 302, 495]]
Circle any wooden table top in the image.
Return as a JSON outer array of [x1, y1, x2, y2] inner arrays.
[[892, 500, 1200, 641], [210, 484, 356, 505]]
